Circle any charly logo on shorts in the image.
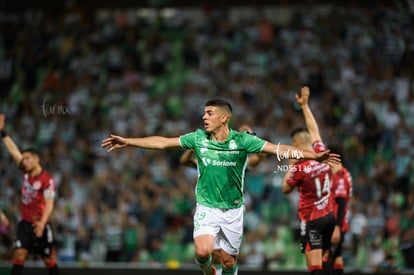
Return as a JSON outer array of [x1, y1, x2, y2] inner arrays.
[[309, 230, 322, 243]]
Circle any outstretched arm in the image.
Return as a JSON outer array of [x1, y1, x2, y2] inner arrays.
[[0, 114, 23, 165], [295, 86, 322, 142], [101, 134, 181, 152]]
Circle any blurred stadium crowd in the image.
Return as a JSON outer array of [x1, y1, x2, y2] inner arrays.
[[0, 1, 413, 272]]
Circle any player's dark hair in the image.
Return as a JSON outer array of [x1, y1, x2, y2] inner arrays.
[[290, 127, 309, 138], [22, 147, 41, 157], [205, 99, 232, 114]]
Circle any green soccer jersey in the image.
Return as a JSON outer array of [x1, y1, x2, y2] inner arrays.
[[179, 129, 266, 209]]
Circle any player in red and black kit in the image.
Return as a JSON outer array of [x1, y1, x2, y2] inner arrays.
[[0, 114, 60, 275], [282, 86, 335, 275], [328, 144, 352, 275]]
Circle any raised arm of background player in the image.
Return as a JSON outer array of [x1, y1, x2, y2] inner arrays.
[[0, 113, 54, 237], [0, 114, 22, 164], [294, 86, 322, 143], [282, 86, 324, 194]]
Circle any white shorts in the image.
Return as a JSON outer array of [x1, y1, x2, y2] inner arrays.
[[193, 204, 244, 256]]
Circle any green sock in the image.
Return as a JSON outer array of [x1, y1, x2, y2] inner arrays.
[[195, 255, 212, 273]]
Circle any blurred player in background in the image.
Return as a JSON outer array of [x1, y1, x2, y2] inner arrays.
[[282, 87, 335, 275], [329, 144, 353, 275], [0, 114, 60, 275], [102, 99, 338, 275]]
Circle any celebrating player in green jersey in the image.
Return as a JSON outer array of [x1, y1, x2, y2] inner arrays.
[[102, 99, 339, 275]]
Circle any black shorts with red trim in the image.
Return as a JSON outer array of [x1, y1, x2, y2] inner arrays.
[[299, 212, 335, 253], [14, 220, 56, 256]]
